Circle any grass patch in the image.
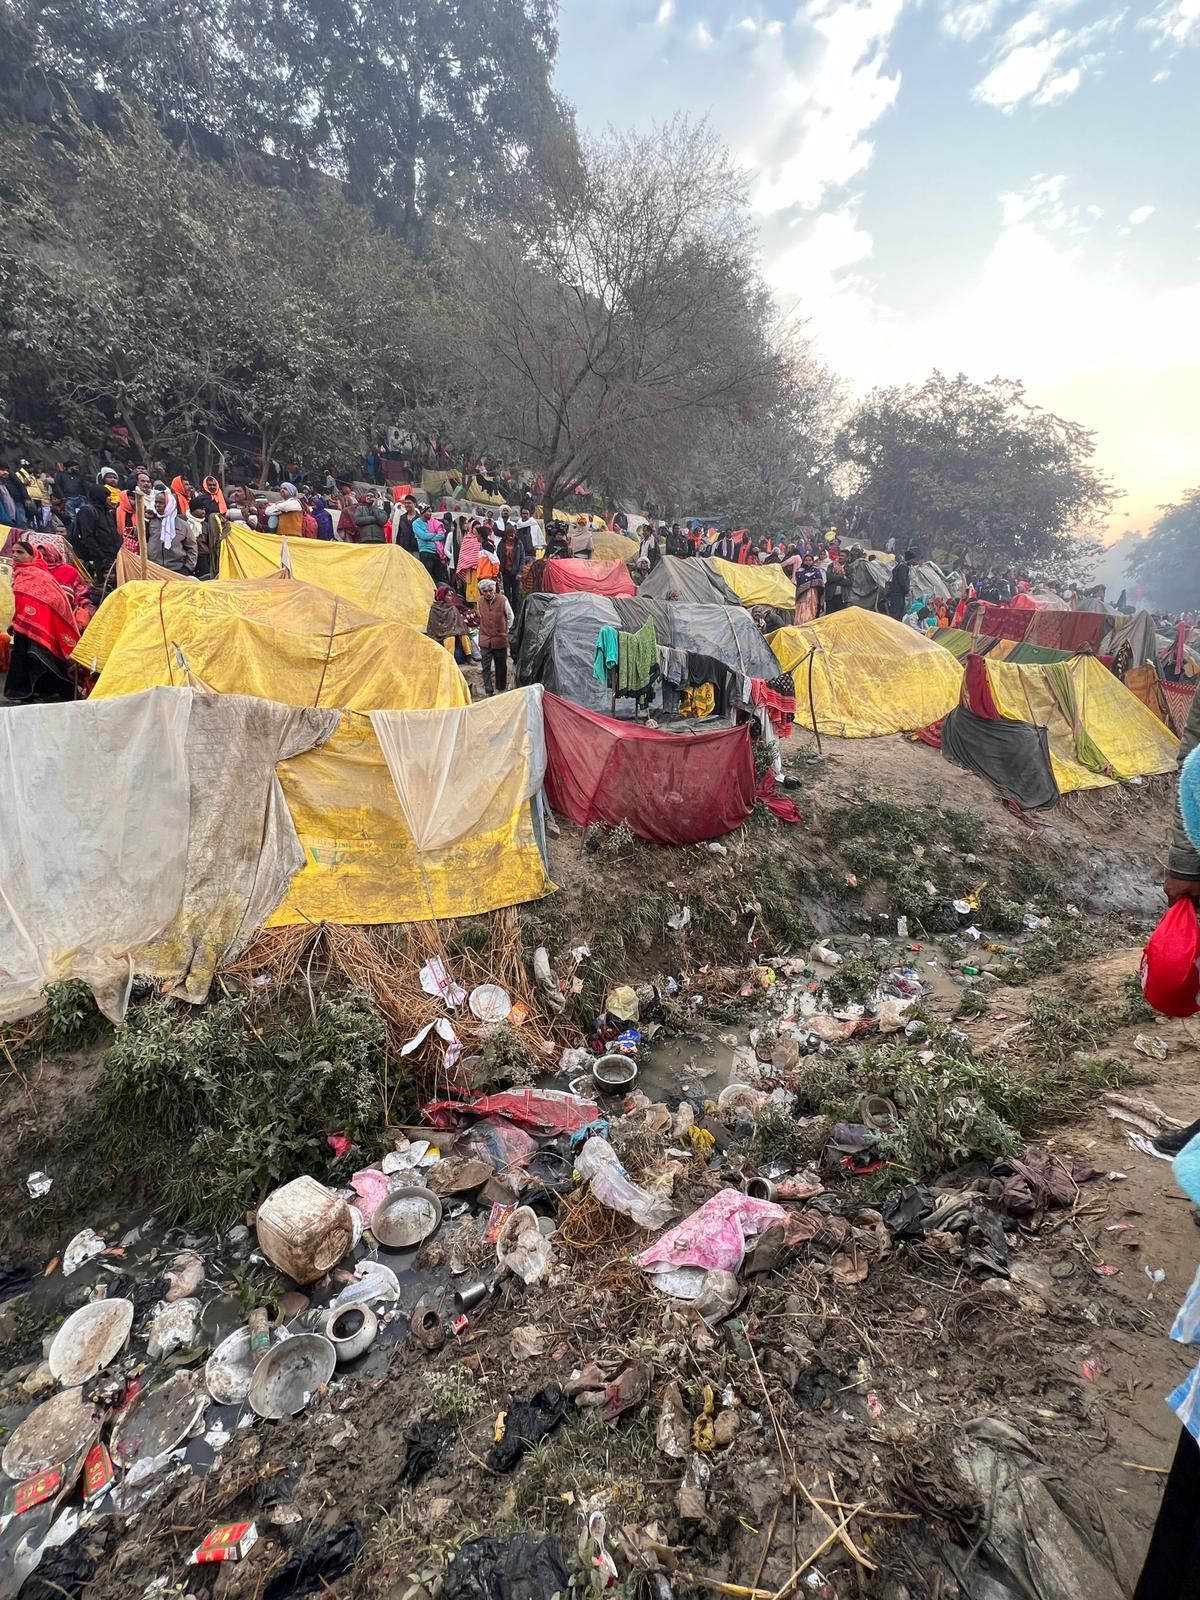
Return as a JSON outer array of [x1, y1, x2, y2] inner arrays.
[[824, 952, 884, 1008], [977, 885, 1025, 934], [513, 1407, 658, 1526], [583, 818, 639, 858], [1009, 857, 1064, 903], [749, 861, 816, 953], [88, 989, 393, 1230], [1002, 916, 1108, 979], [477, 1024, 538, 1089], [1116, 970, 1157, 1026], [789, 1022, 1146, 1182], [423, 1368, 487, 1423], [1026, 994, 1110, 1060], [750, 1100, 827, 1169]]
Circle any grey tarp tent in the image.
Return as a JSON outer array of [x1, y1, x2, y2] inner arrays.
[[1100, 609, 1160, 667], [638, 556, 742, 607], [513, 593, 781, 717]]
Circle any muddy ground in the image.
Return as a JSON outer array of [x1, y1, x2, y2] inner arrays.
[[1, 729, 1193, 1600]]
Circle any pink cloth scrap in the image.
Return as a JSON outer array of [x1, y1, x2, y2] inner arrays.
[[634, 1189, 786, 1298]]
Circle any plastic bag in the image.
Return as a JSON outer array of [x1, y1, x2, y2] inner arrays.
[[1141, 898, 1200, 1017], [574, 1136, 677, 1230]]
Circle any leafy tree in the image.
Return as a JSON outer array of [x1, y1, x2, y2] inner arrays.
[[1127, 489, 1200, 613], [3, 0, 576, 242], [837, 371, 1116, 575], [0, 103, 440, 476], [449, 119, 784, 520]]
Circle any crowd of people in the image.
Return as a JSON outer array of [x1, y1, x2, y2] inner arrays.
[[0, 445, 1133, 707]]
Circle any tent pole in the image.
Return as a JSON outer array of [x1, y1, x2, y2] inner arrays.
[[807, 650, 822, 756], [135, 490, 147, 581]]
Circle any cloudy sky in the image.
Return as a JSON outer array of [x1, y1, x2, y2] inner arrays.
[[554, 0, 1199, 534]]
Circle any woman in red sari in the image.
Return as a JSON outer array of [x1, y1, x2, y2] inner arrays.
[[5, 542, 81, 703]]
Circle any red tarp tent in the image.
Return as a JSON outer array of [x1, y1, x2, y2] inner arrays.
[[533, 558, 636, 598], [542, 692, 754, 844], [975, 603, 1107, 653]]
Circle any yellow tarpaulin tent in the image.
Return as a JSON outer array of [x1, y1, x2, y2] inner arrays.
[[591, 528, 638, 562], [981, 653, 1178, 794], [219, 526, 434, 628], [711, 558, 797, 611], [75, 577, 552, 924], [769, 610, 964, 737]]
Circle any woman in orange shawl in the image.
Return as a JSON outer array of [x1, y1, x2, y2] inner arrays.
[[5, 542, 81, 702]]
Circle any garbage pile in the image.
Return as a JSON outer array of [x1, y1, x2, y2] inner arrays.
[[0, 911, 1117, 1598]]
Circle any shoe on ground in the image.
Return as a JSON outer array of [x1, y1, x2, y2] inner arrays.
[[1154, 1115, 1200, 1156]]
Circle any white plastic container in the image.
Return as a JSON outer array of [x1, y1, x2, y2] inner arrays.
[[255, 1176, 354, 1285]]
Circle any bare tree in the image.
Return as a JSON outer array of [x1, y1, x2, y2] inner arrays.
[[447, 118, 783, 520], [687, 328, 843, 532]]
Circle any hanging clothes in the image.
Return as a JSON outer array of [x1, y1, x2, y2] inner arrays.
[[593, 626, 619, 683], [617, 617, 658, 694], [750, 673, 796, 738]]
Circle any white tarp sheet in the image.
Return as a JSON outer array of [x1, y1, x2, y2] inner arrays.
[[369, 685, 546, 853], [0, 687, 337, 1021]]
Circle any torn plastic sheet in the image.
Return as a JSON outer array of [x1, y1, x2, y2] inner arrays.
[[419, 957, 467, 1008], [635, 1189, 786, 1299], [401, 1016, 461, 1073], [425, 1088, 599, 1137]]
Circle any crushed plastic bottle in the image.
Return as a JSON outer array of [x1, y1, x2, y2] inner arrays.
[[575, 1136, 677, 1230]]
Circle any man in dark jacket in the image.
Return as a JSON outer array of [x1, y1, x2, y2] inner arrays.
[[55, 462, 87, 525], [393, 494, 419, 553], [71, 484, 121, 580], [353, 491, 388, 544], [885, 548, 916, 620]]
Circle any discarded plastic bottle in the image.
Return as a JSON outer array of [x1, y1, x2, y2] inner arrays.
[[248, 1306, 270, 1365]]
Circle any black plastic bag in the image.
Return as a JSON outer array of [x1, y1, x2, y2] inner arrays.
[[486, 1385, 566, 1473], [401, 1419, 450, 1484], [880, 1184, 935, 1239], [263, 1520, 363, 1599], [443, 1533, 569, 1600]]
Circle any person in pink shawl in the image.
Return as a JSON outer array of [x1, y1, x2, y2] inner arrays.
[[456, 518, 483, 602]]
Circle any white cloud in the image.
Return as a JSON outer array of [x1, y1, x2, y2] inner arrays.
[[939, 0, 1007, 42], [654, 0, 673, 24], [694, 18, 714, 47], [740, 0, 907, 214], [1141, 0, 1200, 46], [1034, 63, 1081, 101], [967, 5, 1123, 111], [1130, 203, 1156, 224]]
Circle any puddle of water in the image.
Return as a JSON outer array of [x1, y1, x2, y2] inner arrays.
[[631, 1033, 747, 1103]]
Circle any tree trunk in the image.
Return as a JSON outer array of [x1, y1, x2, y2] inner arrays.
[[542, 476, 558, 526], [120, 409, 151, 469], [259, 428, 275, 489]]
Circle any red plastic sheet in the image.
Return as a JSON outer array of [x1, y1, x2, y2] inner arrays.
[[542, 692, 755, 844], [533, 558, 636, 597], [424, 1089, 599, 1137], [977, 604, 1107, 653]]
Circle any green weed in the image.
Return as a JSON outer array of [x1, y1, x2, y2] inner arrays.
[[90, 990, 393, 1230], [824, 953, 884, 1008], [478, 1024, 538, 1089], [43, 980, 108, 1052], [423, 1368, 487, 1423], [1026, 994, 1109, 1059], [1116, 971, 1156, 1026]]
